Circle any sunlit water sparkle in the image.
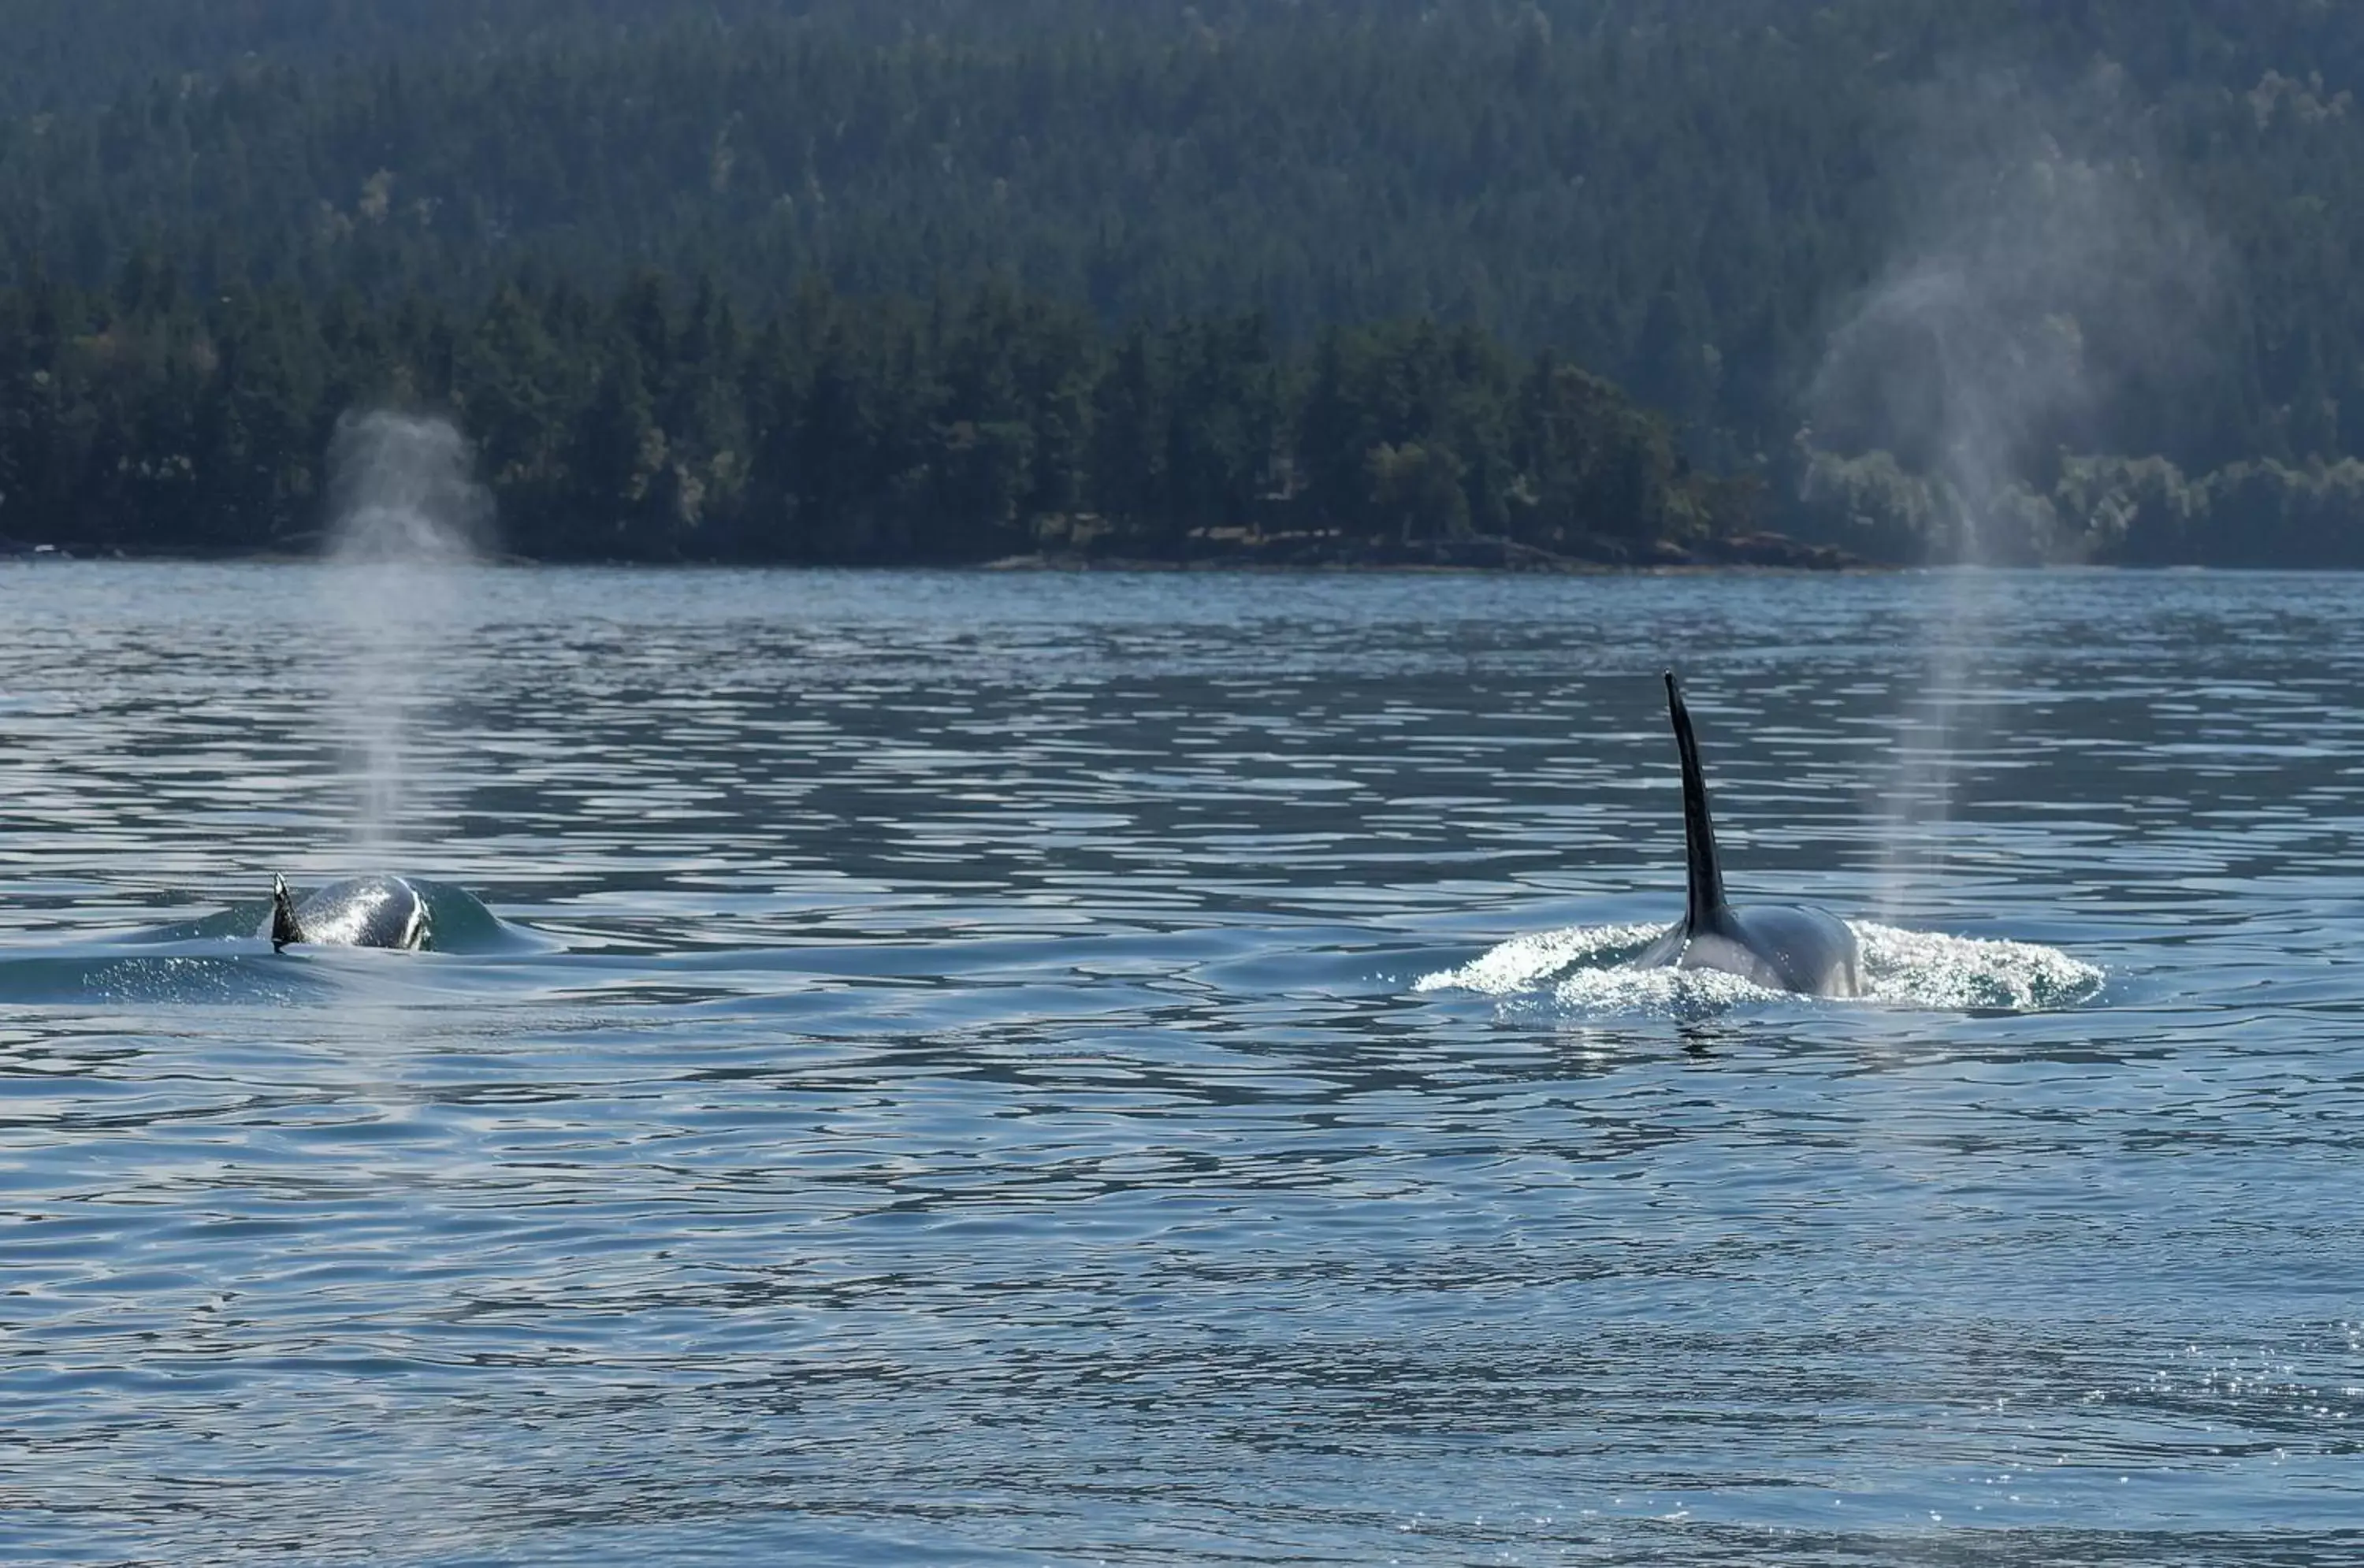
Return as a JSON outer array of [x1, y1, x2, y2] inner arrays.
[[0, 563, 2357, 1566]]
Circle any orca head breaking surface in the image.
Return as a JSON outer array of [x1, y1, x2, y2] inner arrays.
[[268, 872, 432, 953], [1629, 672, 1863, 998]]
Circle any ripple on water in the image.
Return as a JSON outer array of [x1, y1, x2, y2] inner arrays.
[[1415, 919, 2103, 1015], [5, 565, 2358, 1564]]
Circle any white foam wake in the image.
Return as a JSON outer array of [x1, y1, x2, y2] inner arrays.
[[1415, 919, 2100, 1015], [1852, 920, 2102, 1011]]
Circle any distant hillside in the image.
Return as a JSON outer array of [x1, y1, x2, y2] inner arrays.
[[3, 1, 2364, 563]]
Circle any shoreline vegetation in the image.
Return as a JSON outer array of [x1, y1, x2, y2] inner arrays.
[[0, 269, 1780, 568], [7, 263, 2357, 572]]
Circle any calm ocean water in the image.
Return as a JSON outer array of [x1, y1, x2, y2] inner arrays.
[[0, 563, 2358, 1565]]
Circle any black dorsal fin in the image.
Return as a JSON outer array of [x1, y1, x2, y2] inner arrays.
[[269, 874, 304, 951], [1663, 672, 1730, 930]]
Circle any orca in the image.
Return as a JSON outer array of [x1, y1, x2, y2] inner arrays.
[[1629, 672, 1864, 998], [268, 873, 432, 953]]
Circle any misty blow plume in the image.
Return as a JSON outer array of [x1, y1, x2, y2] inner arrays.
[[1804, 64, 2228, 563]]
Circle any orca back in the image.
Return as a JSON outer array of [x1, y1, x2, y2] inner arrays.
[[269, 875, 432, 951], [1639, 673, 1864, 998]]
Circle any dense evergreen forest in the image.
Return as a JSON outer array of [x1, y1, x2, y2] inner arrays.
[[6, 0, 2364, 564], [0, 269, 1745, 563]]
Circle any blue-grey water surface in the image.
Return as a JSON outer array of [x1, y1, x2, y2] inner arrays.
[[0, 563, 2358, 1565]]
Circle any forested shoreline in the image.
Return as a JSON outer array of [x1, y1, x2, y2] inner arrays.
[[0, 269, 1753, 565], [7, 1, 2364, 564]]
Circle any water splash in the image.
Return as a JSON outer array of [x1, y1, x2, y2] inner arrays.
[[1852, 920, 2101, 1012], [1414, 920, 1665, 996], [322, 411, 491, 859], [1416, 920, 2100, 1016]]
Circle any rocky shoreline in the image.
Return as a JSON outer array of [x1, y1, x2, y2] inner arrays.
[[6, 529, 1864, 572], [985, 529, 1864, 573]]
